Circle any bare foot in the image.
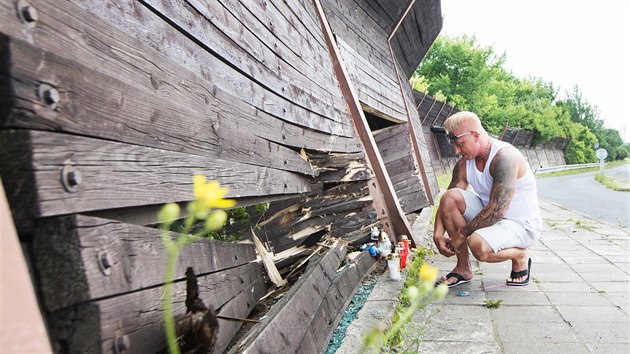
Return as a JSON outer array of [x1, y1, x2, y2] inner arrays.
[[439, 267, 473, 286]]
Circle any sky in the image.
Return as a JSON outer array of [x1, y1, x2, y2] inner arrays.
[[439, 0, 630, 142]]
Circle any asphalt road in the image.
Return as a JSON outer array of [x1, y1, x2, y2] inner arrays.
[[536, 164, 630, 229]]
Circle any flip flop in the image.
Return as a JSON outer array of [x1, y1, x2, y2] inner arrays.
[[436, 272, 472, 288], [506, 258, 532, 286]]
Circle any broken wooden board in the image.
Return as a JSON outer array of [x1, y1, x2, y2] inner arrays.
[[226, 240, 347, 354], [249, 228, 286, 288], [31, 215, 257, 312]]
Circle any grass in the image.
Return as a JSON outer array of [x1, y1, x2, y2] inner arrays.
[[537, 159, 629, 178], [595, 172, 630, 192], [573, 219, 595, 231], [483, 299, 503, 309]]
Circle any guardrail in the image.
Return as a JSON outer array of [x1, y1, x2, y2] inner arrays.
[[535, 163, 602, 174]]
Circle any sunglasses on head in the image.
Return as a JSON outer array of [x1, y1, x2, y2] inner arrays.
[[446, 131, 472, 145]]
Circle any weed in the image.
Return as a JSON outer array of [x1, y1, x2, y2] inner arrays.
[[362, 252, 448, 353], [483, 299, 503, 309], [157, 175, 235, 354], [574, 220, 595, 231]]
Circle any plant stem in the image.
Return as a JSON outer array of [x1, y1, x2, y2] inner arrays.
[[162, 229, 181, 354]]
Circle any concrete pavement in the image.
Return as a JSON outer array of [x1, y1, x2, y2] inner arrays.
[[335, 199, 630, 353]]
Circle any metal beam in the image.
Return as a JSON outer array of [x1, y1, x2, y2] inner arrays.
[[313, 0, 412, 239], [388, 0, 417, 41]]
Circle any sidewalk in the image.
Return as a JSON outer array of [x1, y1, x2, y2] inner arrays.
[[336, 199, 630, 353]]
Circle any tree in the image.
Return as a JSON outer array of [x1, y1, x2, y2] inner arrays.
[[414, 35, 626, 162]]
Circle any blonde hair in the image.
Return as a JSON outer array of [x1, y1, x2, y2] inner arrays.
[[444, 111, 483, 134]]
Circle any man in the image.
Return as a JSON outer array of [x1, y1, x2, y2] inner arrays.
[[433, 111, 542, 287]]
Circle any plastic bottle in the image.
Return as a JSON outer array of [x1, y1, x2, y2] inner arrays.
[[387, 253, 401, 281]]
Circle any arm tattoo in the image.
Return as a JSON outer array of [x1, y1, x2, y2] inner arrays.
[[465, 148, 518, 235]]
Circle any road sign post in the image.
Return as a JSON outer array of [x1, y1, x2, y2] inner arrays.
[[595, 148, 608, 172]]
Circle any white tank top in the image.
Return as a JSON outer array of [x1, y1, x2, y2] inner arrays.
[[465, 139, 542, 228]]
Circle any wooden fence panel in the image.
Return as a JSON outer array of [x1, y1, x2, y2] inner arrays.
[[322, 0, 406, 122], [141, 0, 348, 122], [31, 215, 257, 311], [64, 0, 354, 137], [296, 250, 377, 353], [47, 263, 264, 354], [227, 241, 348, 354]]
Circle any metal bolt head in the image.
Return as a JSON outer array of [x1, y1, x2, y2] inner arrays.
[[100, 252, 112, 269], [43, 87, 60, 105], [117, 335, 130, 351], [38, 83, 61, 109], [67, 170, 82, 187], [113, 334, 130, 353], [60, 161, 81, 193], [97, 250, 112, 276], [21, 5, 38, 23]]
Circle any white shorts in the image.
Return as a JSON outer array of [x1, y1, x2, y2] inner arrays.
[[457, 189, 540, 252]]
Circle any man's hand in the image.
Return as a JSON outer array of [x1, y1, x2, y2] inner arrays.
[[448, 234, 466, 252], [433, 235, 456, 257]]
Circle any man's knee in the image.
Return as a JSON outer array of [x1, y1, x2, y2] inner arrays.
[[439, 189, 462, 212], [468, 234, 493, 261]]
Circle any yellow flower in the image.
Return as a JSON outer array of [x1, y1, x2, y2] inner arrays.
[[193, 174, 236, 209], [419, 262, 438, 283]]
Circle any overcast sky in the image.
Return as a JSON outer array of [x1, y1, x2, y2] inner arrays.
[[439, 0, 630, 142]]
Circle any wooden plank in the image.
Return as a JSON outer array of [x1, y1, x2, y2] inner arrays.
[[372, 123, 409, 143], [330, 209, 378, 237], [385, 155, 416, 176], [303, 250, 377, 352], [0, 130, 311, 219], [398, 69, 437, 204], [336, 37, 405, 121], [31, 214, 256, 311], [0, 35, 317, 175], [214, 277, 267, 354], [227, 241, 346, 354], [47, 262, 264, 354]]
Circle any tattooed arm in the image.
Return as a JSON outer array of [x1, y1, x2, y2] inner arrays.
[[460, 147, 520, 236]]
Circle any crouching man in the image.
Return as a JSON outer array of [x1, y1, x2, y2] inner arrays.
[[433, 111, 542, 287]]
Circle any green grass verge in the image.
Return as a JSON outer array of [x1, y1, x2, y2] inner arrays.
[[595, 173, 630, 192]]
